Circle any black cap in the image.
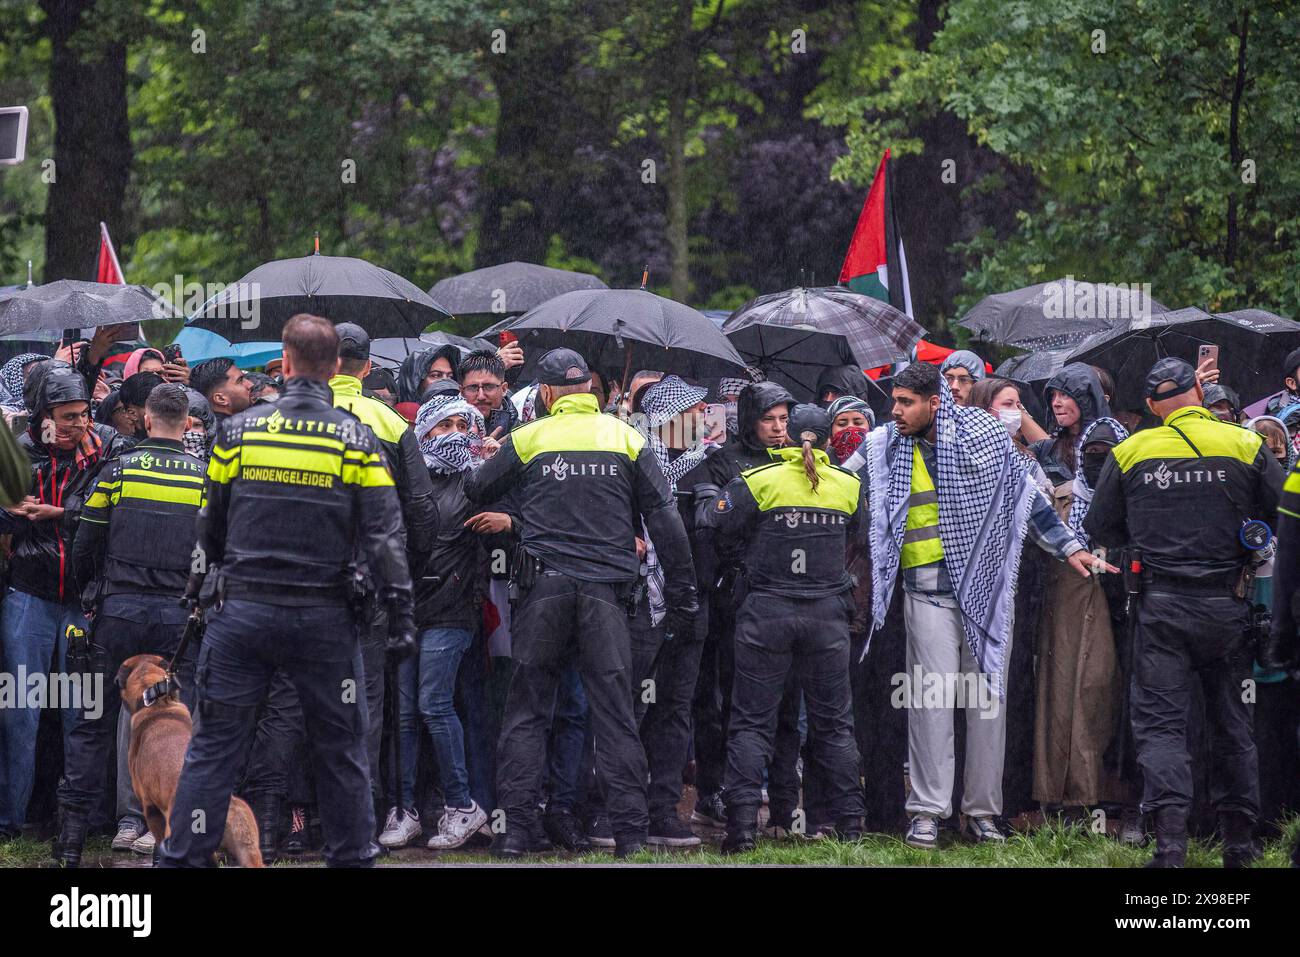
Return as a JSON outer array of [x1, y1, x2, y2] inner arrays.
[[1284, 347, 1300, 382], [536, 348, 590, 386], [336, 322, 370, 360], [789, 403, 831, 444], [1144, 357, 1197, 401]]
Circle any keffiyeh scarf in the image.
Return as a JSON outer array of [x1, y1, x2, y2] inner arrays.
[[415, 395, 485, 473], [863, 382, 1042, 696], [0, 353, 47, 411], [1067, 416, 1128, 548]]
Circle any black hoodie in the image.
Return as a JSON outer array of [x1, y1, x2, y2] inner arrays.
[[816, 365, 871, 406], [1, 361, 128, 602], [1033, 363, 1114, 485], [398, 346, 461, 405]]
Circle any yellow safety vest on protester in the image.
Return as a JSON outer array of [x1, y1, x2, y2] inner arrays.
[[901, 443, 944, 569]]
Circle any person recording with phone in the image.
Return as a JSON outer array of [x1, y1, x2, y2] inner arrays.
[[1085, 357, 1284, 868]]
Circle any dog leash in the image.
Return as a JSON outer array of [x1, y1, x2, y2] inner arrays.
[[142, 608, 205, 709]]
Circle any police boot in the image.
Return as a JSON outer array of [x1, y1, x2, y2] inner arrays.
[[721, 805, 758, 855], [1219, 810, 1261, 869], [490, 826, 530, 859], [1143, 808, 1187, 868], [252, 794, 282, 866], [51, 812, 88, 868]]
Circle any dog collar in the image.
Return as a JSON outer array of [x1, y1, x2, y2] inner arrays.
[[142, 674, 183, 708]]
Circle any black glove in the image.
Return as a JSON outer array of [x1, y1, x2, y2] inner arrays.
[[664, 588, 699, 639], [181, 572, 204, 611], [385, 594, 416, 661], [1260, 625, 1297, 673]]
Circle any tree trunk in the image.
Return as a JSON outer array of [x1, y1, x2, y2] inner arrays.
[[40, 0, 131, 282], [1226, 9, 1249, 270], [663, 0, 694, 302]]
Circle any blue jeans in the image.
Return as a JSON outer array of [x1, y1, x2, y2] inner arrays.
[[0, 589, 83, 834], [159, 599, 375, 868], [545, 666, 590, 814], [398, 627, 473, 810]]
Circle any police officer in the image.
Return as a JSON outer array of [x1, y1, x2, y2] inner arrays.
[[464, 348, 697, 858], [1085, 357, 1284, 868], [53, 384, 206, 866], [700, 404, 866, 852], [159, 314, 414, 868], [329, 322, 440, 839]]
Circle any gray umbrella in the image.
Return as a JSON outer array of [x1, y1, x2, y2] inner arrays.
[[491, 288, 747, 382], [191, 254, 451, 341], [723, 286, 923, 377], [430, 262, 607, 320], [0, 280, 181, 337], [994, 347, 1074, 388], [959, 278, 1169, 350], [368, 331, 497, 369]]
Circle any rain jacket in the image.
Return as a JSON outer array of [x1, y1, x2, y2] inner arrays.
[[0, 361, 128, 602], [816, 365, 871, 405], [398, 346, 461, 405], [330, 373, 440, 557], [1033, 363, 1115, 485]]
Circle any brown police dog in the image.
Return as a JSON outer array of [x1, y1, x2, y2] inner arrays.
[[116, 654, 263, 867]]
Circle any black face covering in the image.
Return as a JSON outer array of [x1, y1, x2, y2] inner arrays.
[[1082, 449, 1109, 487]]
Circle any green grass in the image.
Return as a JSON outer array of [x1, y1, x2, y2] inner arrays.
[[5, 818, 1296, 868]]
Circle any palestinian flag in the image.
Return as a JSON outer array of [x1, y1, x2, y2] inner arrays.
[[839, 148, 913, 317]]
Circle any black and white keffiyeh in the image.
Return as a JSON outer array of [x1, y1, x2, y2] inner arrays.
[[639, 375, 711, 493], [1067, 416, 1128, 548], [415, 395, 485, 473], [0, 352, 47, 411], [863, 381, 1044, 695]]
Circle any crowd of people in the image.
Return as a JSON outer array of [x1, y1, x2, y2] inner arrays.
[[0, 317, 1297, 868]]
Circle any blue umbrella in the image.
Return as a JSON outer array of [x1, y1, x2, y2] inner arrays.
[[172, 325, 282, 368]]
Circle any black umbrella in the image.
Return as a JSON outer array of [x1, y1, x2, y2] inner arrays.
[[368, 331, 497, 369], [723, 288, 923, 391], [959, 279, 1170, 350], [190, 254, 452, 341], [1066, 306, 1300, 410], [489, 288, 747, 383], [430, 261, 607, 321], [994, 347, 1073, 389], [0, 280, 181, 337]]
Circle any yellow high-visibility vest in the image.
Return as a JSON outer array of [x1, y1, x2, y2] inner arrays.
[[900, 443, 944, 569]]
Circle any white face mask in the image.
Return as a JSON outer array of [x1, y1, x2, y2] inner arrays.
[[997, 408, 1022, 435]]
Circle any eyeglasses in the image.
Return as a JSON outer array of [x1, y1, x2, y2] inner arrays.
[[943, 373, 974, 385], [462, 383, 502, 395]]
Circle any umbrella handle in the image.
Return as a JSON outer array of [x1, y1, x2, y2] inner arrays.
[[620, 345, 633, 411]]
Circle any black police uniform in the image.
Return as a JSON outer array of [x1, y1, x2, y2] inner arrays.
[[1085, 396, 1282, 863], [679, 380, 794, 813], [54, 437, 206, 857], [465, 383, 697, 853], [701, 436, 868, 847], [159, 377, 413, 868]]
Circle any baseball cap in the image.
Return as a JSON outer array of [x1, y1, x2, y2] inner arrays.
[[335, 322, 371, 360], [1144, 357, 1197, 400], [1284, 347, 1300, 382], [536, 348, 591, 386]]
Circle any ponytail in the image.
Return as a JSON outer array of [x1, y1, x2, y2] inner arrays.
[[800, 430, 820, 492]]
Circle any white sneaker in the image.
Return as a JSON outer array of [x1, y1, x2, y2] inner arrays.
[[905, 814, 940, 850], [963, 815, 1006, 844], [426, 801, 488, 850], [378, 807, 421, 848], [111, 818, 146, 852], [130, 831, 156, 855]]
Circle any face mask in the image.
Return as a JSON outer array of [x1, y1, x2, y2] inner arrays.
[[420, 430, 481, 473], [997, 408, 1022, 435], [829, 426, 868, 462], [182, 430, 208, 459]]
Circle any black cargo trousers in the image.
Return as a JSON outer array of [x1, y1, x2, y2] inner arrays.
[[496, 570, 650, 844]]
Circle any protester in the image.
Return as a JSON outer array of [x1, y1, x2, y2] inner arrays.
[[1087, 357, 1282, 868], [1031, 365, 1134, 830], [398, 345, 460, 405], [855, 361, 1113, 849], [459, 349, 518, 436], [1033, 365, 1110, 486], [938, 350, 985, 406], [816, 364, 872, 407], [386, 392, 496, 850], [245, 371, 280, 402], [1203, 383, 1242, 423], [826, 394, 872, 464], [0, 361, 129, 840], [190, 357, 256, 422], [1265, 347, 1300, 417]]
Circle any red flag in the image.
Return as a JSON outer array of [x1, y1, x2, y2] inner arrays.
[[96, 222, 125, 284], [838, 148, 913, 316]]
